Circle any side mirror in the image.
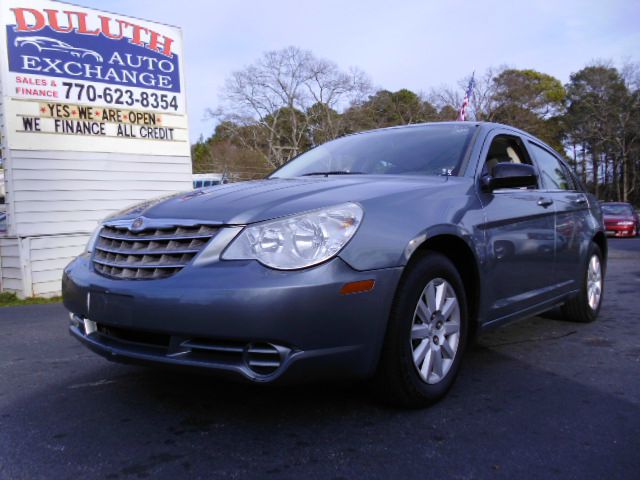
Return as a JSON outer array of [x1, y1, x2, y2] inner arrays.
[[482, 163, 538, 191]]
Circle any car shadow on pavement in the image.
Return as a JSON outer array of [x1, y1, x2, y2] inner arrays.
[[2, 329, 639, 480]]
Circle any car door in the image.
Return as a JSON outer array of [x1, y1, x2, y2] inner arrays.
[[526, 141, 590, 294], [476, 130, 557, 321]]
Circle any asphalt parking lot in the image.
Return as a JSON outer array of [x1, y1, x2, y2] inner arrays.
[[1, 238, 639, 480]]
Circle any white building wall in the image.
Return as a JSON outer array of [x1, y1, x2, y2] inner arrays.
[[0, 236, 19, 293], [1, 235, 87, 297], [0, 150, 191, 297], [9, 149, 192, 237], [30, 234, 88, 296]]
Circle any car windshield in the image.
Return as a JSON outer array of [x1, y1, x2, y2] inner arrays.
[[270, 124, 476, 178], [602, 204, 633, 216]]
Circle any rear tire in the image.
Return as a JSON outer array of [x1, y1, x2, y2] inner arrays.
[[561, 243, 604, 323], [374, 252, 468, 408]]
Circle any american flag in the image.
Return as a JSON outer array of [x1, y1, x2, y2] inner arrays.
[[457, 73, 475, 121]]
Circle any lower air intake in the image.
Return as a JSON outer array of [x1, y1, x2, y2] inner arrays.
[[244, 343, 285, 375]]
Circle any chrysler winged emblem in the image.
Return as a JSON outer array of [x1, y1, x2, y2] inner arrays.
[[131, 217, 145, 231]]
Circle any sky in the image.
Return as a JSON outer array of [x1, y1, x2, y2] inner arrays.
[[75, 0, 640, 143]]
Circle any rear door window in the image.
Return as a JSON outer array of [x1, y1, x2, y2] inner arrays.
[[528, 143, 574, 191]]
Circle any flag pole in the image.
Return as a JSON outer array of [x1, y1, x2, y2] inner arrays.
[[457, 71, 475, 121]]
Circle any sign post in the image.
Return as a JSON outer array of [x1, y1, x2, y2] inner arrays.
[[0, 0, 192, 297]]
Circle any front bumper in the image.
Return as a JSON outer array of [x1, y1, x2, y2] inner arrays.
[[63, 254, 402, 383]]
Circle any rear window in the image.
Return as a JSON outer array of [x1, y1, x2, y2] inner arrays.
[[602, 204, 633, 215]]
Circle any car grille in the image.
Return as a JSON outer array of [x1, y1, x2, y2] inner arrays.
[[93, 224, 218, 280]]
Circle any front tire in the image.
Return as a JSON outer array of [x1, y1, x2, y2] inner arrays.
[[561, 243, 604, 323], [374, 252, 468, 408]]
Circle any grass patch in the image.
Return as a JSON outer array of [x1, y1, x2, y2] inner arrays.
[[0, 291, 62, 307]]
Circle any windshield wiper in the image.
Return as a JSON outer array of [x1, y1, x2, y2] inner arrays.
[[301, 171, 364, 176]]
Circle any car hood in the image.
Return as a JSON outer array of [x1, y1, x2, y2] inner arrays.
[[105, 175, 459, 225]]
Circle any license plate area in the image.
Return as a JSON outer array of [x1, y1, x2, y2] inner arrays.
[[88, 290, 134, 327]]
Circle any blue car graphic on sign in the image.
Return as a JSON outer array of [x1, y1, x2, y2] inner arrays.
[[14, 36, 103, 62]]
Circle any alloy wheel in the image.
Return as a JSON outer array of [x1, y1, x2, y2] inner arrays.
[[410, 278, 461, 384], [587, 255, 602, 311]]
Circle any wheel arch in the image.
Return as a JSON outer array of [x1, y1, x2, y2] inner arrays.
[[406, 233, 482, 336], [592, 231, 607, 270]]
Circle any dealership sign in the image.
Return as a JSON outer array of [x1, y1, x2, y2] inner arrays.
[[0, 0, 188, 156]]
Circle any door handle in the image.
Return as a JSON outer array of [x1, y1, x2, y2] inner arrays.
[[537, 198, 554, 208], [574, 197, 588, 205]]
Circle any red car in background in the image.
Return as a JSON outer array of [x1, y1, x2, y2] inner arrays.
[[601, 202, 639, 237]]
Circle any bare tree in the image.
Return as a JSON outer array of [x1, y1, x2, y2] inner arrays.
[[618, 62, 640, 202], [428, 66, 507, 121], [209, 46, 371, 169], [469, 66, 508, 121]]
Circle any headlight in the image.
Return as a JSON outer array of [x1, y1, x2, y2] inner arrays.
[[85, 224, 102, 253], [222, 203, 363, 270], [617, 221, 634, 226]]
